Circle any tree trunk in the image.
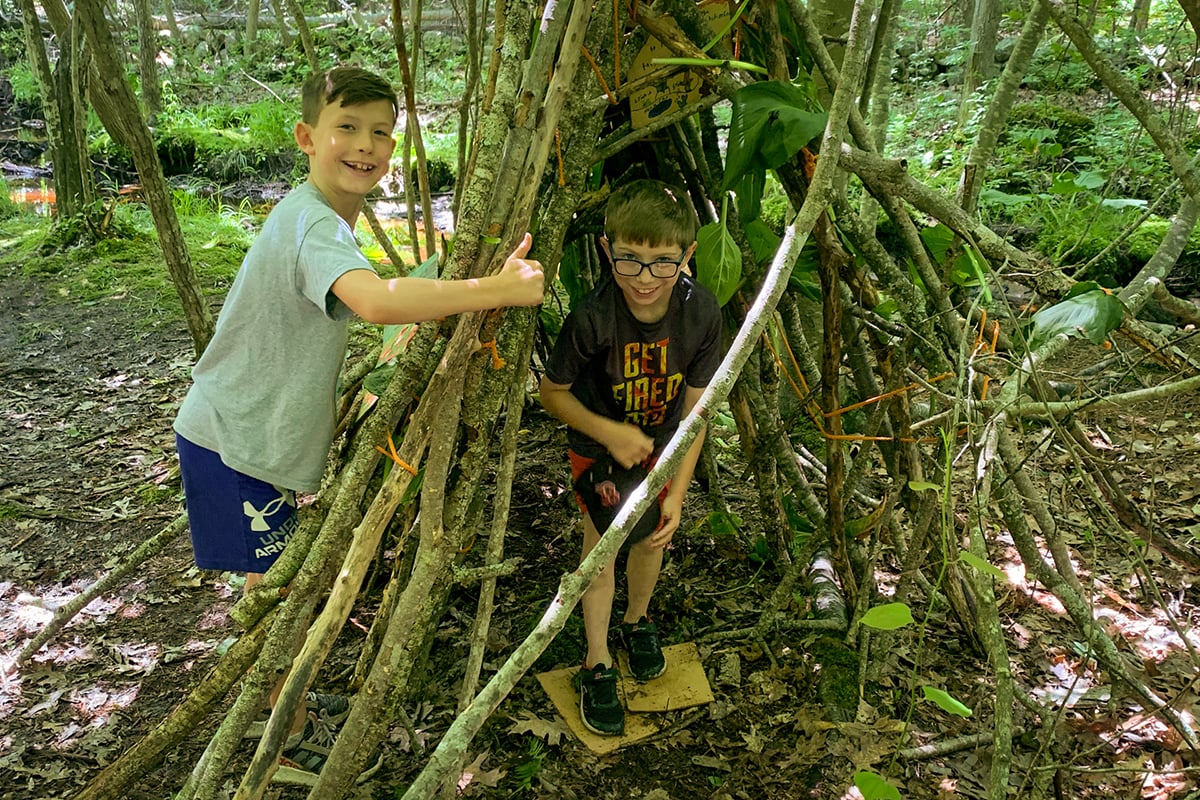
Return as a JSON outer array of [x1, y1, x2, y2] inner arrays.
[[958, 0, 1000, 128], [75, 0, 215, 356], [806, 0, 853, 108], [1130, 0, 1151, 32], [957, 0, 1048, 214], [162, 0, 183, 43], [244, 0, 259, 56], [1179, 0, 1200, 39], [134, 0, 162, 118], [17, 0, 95, 223], [281, 0, 318, 72]]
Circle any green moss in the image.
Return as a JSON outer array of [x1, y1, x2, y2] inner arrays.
[[809, 636, 859, 722], [0, 193, 258, 326]]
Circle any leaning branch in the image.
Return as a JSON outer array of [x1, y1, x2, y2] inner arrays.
[[15, 514, 187, 666], [1004, 372, 1200, 418]]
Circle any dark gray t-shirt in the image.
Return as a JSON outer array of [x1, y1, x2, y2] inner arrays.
[[544, 274, 722, 459], [174, 181, 373, 492]]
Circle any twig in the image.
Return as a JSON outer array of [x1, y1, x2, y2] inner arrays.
[[237, 70, 286, 104], [639, 706, 709, 746], [898, 729, 1024, 761], [700, 617, 844, 643], [15, 514, 188, 666]]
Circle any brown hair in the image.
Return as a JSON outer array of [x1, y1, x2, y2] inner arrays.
[[603, 179, 698, 250], [301, 67, 398, 125]]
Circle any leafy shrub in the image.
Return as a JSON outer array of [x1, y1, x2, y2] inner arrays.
[[1006, 102, 1095, 151], [5, 61, 40, 114], [0, 178, 19, 219]]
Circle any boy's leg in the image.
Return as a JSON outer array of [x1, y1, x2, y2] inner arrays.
[[580, 513, 617, 669], [244, 571, 308, 738], [576, 512, 625, 735], [622, 538, 662, 624], [616, 504, 667, 682]]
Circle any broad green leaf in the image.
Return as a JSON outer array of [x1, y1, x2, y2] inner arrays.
[[1100, 197, 1147, 209], [922, 685, 973, 717], [650, 56, 768, 74], [918, 223, 955, 264], [399, 465, 425, 505], [907, 480, 940, 493], [706, 510, 741, 537], [743, 218, 781, 264], [1075, 170, 1105, 189], [979, 188, 1032, 206], [961, 245, 992, 302], [860, 602, 914, 630], [1048, 175, 1084, 195], [733, 167, 766, 224], [845, 502, 887, 538], [557, 241, 585, 307], [695, 221, 743, 306], [723, 81, 827, 190], [1028, 282, 1125, 351], [363, 362, 397, 397], [786, 239, 822, 301], [854, 771, 902, 800], [958, 550, 1006, 580], [874, 298, 899, 319], [749, 534, 771, 563], [413, 253, 439, 278], [782, 495, 815, 533]]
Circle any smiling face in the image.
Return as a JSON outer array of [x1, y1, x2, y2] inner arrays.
[[294, 98, 397, 224], [604, 237, 696, 323]]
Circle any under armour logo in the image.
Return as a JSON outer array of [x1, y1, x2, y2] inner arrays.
[[243, 488, 296, 532]]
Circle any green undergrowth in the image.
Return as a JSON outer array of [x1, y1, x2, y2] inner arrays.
[[0, 194, 260, 326]]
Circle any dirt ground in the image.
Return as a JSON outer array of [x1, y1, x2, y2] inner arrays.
[[2, 251, 1200, 800]]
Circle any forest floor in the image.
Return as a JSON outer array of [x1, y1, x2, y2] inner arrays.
[[3, 227, 1200, 799]]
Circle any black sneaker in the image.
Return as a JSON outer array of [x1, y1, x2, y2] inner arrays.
[[575, 663, 624, 736], [245, 691, 352, 745], [275, 709, 383, 786], [617, 618, 666, 681]]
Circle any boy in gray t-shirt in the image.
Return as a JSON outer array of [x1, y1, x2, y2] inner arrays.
[[173, 66, 543, 777]]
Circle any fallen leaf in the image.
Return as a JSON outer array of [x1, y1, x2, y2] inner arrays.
[[507, 711, 568, 746], [457, 751, 505, 791]]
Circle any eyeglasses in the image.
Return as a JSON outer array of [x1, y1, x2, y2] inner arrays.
[[611, 256, 685, 279]]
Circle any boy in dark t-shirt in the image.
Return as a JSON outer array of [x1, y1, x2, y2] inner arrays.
[[540, 180, 722, 735]]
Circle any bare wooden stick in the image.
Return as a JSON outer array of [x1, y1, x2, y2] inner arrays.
[[15, 514, 187, 666], [898, 730, 1024, 761]]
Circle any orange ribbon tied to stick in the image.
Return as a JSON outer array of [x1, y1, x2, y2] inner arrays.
[[375, 430, 419, 476]]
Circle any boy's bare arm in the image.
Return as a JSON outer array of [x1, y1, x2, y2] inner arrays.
[[332, 233, 544, 324], [538, 376, 654, 468], [665, 385, 706, 503], [649, 384, 707, 548]]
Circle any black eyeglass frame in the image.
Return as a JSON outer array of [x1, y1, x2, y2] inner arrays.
[[601, 236, 691, 279], [611, 255, 686, 279]]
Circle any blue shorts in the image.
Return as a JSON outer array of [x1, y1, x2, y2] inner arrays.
[[176, 434, 299, 573]]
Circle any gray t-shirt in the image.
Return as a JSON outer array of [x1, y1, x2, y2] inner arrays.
[[174, 181, 373, 492]]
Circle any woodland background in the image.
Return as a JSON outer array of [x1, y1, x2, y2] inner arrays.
[[3, 0, 1200, 798]]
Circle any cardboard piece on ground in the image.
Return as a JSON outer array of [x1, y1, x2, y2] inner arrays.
[[619, 642, 714, 712], [535, 642, 713, 754], [536, 667, 666, 754]]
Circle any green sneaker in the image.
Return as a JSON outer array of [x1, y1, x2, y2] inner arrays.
[[617, 618, 666, 681], [575, 663, 624, 736]]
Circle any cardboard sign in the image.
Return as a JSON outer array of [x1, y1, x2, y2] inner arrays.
[[627, 1, 732, 129]]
